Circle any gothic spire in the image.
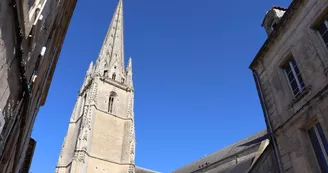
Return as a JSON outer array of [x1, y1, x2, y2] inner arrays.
[[95, 0, 125, 79]]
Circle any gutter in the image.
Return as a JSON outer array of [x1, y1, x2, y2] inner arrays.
[[253, 71, 284, 173]]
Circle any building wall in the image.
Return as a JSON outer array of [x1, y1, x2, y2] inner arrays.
[[251, 0, 328, 172], [0, 0, 76, 172]]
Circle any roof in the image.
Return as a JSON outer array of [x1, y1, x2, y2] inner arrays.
[[249, 0, 304, 69], [173, 129, 267, 173], [135, 166, 160, 173]]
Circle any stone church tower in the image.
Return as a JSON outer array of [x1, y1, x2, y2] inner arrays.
[[55, 0, 138, 172]]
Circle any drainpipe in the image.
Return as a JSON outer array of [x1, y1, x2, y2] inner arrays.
[[253, 70, 284, 173]]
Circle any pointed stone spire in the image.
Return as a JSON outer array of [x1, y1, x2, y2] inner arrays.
[[95, 0, 125, 80]]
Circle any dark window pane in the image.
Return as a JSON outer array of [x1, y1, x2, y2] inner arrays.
[[308, 127, 328, 173], [297, 73, 305, 89], [285, 70, 293, 78], [291, 81, 299, 95], [290, 59, 297, 67], [318, 22, 328, 36], [322, 32, 328, 45], [287, 71, 295, 82], [293, 64, 300, 74], [293, 89, 300, 96], [316, 123, 328, 157]]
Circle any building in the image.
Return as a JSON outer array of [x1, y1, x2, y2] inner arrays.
[[0, 0, 77, 172], [55, 1, 158, 173], [173, 130, 272, 173], [250, 0, 328, 172]]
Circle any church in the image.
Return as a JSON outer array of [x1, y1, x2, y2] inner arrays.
[[55, 0, 158, 172]]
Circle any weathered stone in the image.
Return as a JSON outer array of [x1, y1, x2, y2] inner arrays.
[[0, 0, 77, 172], [250, 0, 328, 172]]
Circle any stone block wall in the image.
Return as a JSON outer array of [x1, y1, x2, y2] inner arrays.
[[0, 0, 76, 172], [250, 0, 328, 172]]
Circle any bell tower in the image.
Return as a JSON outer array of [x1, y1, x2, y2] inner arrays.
[[55, 0, 136, 172]]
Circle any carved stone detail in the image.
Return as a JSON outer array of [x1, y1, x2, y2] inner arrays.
[[73, 152, 79, 161], [78, 105, 92, 151], [89, 82, 98, 104], [78, 152, 86, 163], [128, 165, 135, 173]]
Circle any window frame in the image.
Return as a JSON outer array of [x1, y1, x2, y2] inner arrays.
[[307, 123, 328, 173], [108, 96, 114, 113], [282, 57, 305, 97], [108, 92, 117, 114], [316, 19, 328, 49], [312, 16, 328, 73]]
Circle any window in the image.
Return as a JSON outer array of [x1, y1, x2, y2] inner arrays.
[[283, 58, 305, 96], [104, 70, 108, 77], [108, 96, 114, 113], [108, 92, 117, 113], [308, 123, 328, 172], [318, 20, 328, 47], [112, 73, 116, 80], [121, 78, 125, 83]]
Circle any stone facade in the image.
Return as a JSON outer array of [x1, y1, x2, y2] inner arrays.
[[56, 1, 157, 173], [250, 0, 328, 172], [0, 0, 76, 172]]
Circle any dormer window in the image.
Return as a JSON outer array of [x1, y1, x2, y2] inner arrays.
[[112, 73, 116, 80], [262, 6, 286, 36], [121, 78, 125, 83]]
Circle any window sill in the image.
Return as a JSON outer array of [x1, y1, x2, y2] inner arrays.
[[289, 85, 312, 107]]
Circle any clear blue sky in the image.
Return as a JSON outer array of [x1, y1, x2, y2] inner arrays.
[[30, 0, 291, 172]]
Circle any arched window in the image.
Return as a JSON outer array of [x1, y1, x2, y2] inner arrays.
[[112, 73, 116, 80], [108, 92, 117, 113], [108, 96, 114, 113]]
